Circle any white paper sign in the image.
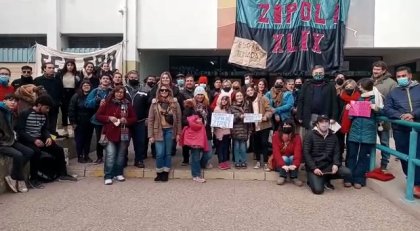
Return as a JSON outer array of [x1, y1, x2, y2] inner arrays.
[[244, 113, 262, 123], [211, 113, 234, 129]]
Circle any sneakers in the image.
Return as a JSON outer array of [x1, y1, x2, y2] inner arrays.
[[218, 162, 231, 170], [254, 161, 261, 169], [115, 175, 126, 182], [193, 177, 206, 183], [205, 163, 213, 169], [59, 175, 78, 182], [344, 182, 352, 188], [17, 181, 28, 193], [28, 178, 45, 189], [4, 176, 17, 193], [291, 178, 303, 187], [353, 183, 362, 189], [324, 182, 335, 190], [277, 177, 286, 185], [234, 163, 241, 169], [241, 163, 247, 169], [104, 179, 113, 185], [263, 164, 271, 172]]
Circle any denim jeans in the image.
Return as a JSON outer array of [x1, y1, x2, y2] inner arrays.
[[393, 130, 420, 186], [155, 128, 173, 172], [216, 135, 230, 163], [378, 129, 390, 167], [307, 166, 352, 194], [104, 141, 128, 179], [233, 139, 247, 164], [132, 121, 147, 163], [190, 143, 213, 178], [0, 142, 34, 180], [277, 156, 298, 178], [346, 141, 373, 186]]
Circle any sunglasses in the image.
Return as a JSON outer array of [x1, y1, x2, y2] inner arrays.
[[22, 70, 31, 74], [159, 89, 169, 92]]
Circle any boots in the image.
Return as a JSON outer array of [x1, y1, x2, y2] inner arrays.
[[161, 172, 169, 182], [154, 172, 162, 182]]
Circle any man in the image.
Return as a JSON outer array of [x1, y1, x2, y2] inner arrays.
[[143, 75, 156, 93], [0, 67, 15, 101], [209, 77, 222, 103], [304, 115, 351, 194], [372, 61, 397, 170], [0, 94, 34, 193], [11, 65, 34, 89], [85, 74, 113, 164], [242, 73, 255, 93], [297, 65, 338, 132], [178, 74, 196, 165], [125, 70, 149, 168], [175, 74, 185, 91], [285, 78, 295, 92], [17, 95, 77, 188], [34, 62, 63, 136], [384, 66, 420, 198]]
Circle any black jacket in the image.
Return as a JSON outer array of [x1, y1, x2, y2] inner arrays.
[[34, 75, 63, 107], [125, 85, 149, 121], [0, 104, 14, 146], [303, 128, 341, 172], [297, 79, 338, 129], [56, 69, 82, 89], [11, 76, 34, 89], [68, 92, 96, 126], [178, 88, 195, 111]]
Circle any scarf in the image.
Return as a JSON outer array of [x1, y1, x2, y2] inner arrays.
[[270, 87, 283, 107], [194, 102, 208, 125]]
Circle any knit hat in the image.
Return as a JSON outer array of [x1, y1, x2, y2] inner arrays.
[[194, 86, 206, 96], [198, 76, 208, 84]]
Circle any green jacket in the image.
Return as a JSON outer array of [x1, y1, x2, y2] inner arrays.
[[348, 93, 377, 144]]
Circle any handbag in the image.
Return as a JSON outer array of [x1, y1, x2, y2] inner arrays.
[[120, 124, 130, 141], [98, 127, 108, 146]]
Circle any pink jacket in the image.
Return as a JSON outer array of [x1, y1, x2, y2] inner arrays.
[[180, 115, 209, 151]]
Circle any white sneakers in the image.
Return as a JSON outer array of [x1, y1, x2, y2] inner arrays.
[[4, 176, 28, 193], [104, 179, 113, 185], [193, 177, 206, 183], [105, 175, 125, 185], [254, 161, 261, 169], [17, 181, 28, 192], [115, 175, 126, 182], [263, 164, 271, 172]]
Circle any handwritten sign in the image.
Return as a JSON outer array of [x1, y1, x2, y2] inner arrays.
[[349, 101, 371, 118], [244, 113, 262, 123], [228, 37, 267, 69], [211, 113, 234, 129]]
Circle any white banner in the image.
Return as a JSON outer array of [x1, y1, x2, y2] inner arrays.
[[211, 113, 234, 129], [243, 113, 262, 123], [35, 43, 123, 76]]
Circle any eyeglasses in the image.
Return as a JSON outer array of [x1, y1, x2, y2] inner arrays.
[[22, 70, 31, 74], [160, 89, 169, 92]]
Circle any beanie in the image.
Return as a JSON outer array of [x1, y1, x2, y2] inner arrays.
[[194, 86, 206, 97], [198, 76, 208, 84]]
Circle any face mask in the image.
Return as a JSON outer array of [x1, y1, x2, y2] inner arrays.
[[199, 83, 206, 88], [336, 78, 344, 85], [0, 75, 10, 86], [318, 122, 329, 132], [274, 83, 283, 89], [345, 89, 354, 95], [397, 77, 410, 87], [282, 127, 293, 134], [177, 79, 185, 87], [128, 79, 139, 86], [244, 79, 250, 85], [295, 84, 302, 89], [313, 74, 324, 81], [147, 82, 155, 88], [223, 87, 231, 92]]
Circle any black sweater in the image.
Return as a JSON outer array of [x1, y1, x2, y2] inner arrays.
[[68, 93, 96, 126], [34, 75, 63, 107]]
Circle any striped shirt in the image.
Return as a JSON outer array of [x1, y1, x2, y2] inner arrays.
[[25, 111, 47, 138]]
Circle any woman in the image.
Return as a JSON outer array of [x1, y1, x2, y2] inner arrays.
[[14, 84, 47, 114], [96, 62, 113, 80], [230, 90, 251, 169], [78, 62, 99, 89], [272, 119, 303, 186], [257, 78, 268, 96], [96, 86, 136, 185], [112, 72, 124, 87], [214, 95, 232, 170], [56, 60, 81, 136], [246, 86, 272, 171], [68, 81, 96, 163], [265, 77, 294, 130], [148, 84, 182, 182], [182, 86, 213, 182], [346, 78, 381, 189]]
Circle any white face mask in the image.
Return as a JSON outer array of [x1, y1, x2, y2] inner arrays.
[[244, 79, 250, 85], [317, 122, 329, 132], [199, 84, 206, 88]]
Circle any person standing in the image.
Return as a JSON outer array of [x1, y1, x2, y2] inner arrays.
[[11, 65, 34, 89], [0, 67, 15, 101]]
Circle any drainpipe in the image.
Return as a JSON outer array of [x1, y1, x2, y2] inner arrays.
[[120, 0, 128, 74]]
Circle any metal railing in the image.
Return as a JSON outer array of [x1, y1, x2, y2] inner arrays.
[[371, 116, 420, 201]]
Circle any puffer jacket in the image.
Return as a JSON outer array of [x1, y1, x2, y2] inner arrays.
[[68, 92, 96, 126], [303, 127, 341, 172], [384, 81, 420, 132], [230, 101, 251, 140], [348, 92, 377, 144], [182, 99, 212, 139], [0, 102, 15, 146]]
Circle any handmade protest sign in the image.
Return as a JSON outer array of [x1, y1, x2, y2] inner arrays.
[[244, 113, 262, 123], [211, 113, 234, 128], [349, 101, 371, 118]]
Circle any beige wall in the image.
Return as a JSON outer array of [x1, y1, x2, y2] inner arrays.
[[0, 63, 36, 82]]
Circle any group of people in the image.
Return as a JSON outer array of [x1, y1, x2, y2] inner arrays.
[[0, 60, 419, 197]]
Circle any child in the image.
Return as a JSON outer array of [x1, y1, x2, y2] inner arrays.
[[213, 96, 232, 170]]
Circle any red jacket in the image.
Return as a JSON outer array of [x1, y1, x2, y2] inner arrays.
[[96, 99, 137, 142], [0, 85, 15, 101], [339, 91, 361, 134], [272, 131, 302, 168]]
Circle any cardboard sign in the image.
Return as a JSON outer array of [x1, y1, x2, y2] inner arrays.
[[211, 113, 234, 129], [349, 101, 371, 118], [244, 113, 262, 123], [228, 37, 267, 69]]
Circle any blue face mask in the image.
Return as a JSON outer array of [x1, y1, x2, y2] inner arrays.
[[0, 75, 10, 86], [397, 77, 410, 87], [177, 79, 185, 87], [313, 74, 324, 81]]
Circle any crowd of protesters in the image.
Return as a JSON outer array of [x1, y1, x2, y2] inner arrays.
[[0, 60, 419, 197]]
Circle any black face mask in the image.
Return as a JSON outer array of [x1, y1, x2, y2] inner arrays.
[[128, 79, 139, 86], [295, 84, 302, 89], [274, 83, 283, 89], [223, 87, 231, 92], [336, 78, 344, 85], [282, 127, 293, 134], [147, 82, 155, 87], [345, 89, 354, 95]]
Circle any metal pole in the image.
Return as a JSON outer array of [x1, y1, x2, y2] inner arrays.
[[405, 128, 418, 201]]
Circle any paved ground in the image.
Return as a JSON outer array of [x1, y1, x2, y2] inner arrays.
[[0, 178, 419, 231]]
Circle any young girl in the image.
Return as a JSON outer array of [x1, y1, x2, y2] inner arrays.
[[230, 91, 251, 169], [346, 78, 382, 189], [214, 95, 232, 170]]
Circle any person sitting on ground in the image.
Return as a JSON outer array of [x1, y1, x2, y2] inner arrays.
[[303, 115, 351, 195], [17, 95, 77, 189], [0, 94, 34, 193], [272, 119, 303, 186]]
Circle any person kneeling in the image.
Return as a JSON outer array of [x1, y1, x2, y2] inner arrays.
[[304, 115, 351, 195], [272, 119, 303, 186]]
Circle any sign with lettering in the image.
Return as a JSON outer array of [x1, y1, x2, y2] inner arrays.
[[229, 0, 350, 73], [35, 43, 123, 76], [211, 113, 234, 129], [244, 113, 262, 123]]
